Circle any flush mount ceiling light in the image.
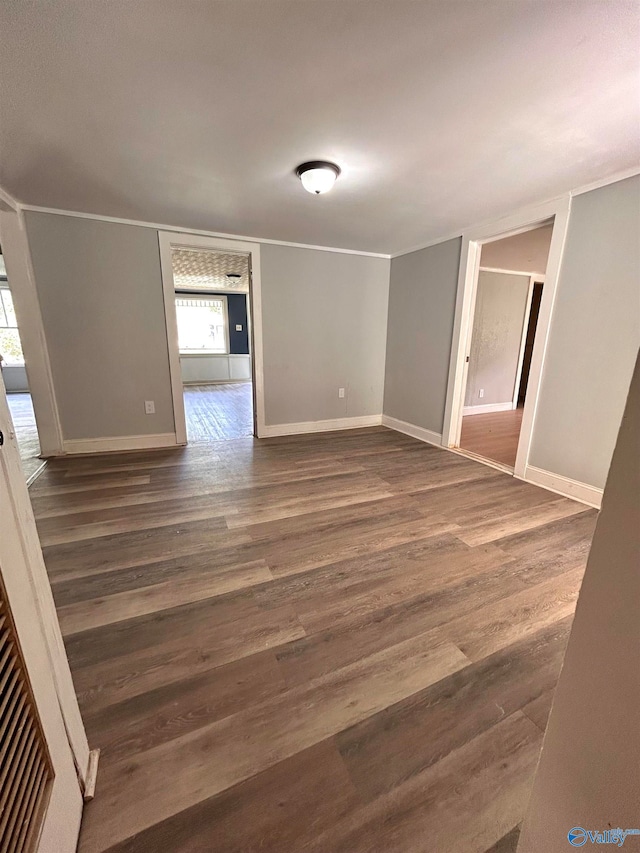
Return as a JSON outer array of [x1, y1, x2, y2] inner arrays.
[[226, 273, 242, 282], [296, 161, 341, 195]]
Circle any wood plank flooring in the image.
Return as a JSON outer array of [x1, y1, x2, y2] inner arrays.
[[184, 383, 253, 441], [28, 427, 597, 853], [460, 408, 524, 468]]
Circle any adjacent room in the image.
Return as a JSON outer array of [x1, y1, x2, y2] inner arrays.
[[0, 247, 43, 480], [459, 223, 553, 469], [0, 3, 638, 853], [169, 246, 254, 441]]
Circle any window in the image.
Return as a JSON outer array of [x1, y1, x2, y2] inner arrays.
[[175, 294, 228, 354], [0, 285, 25, 365]]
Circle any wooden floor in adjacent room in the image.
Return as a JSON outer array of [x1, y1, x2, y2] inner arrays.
[[184, 383, 253, 441], [460, 407, 525, 468], [28, 427, 597, 853]]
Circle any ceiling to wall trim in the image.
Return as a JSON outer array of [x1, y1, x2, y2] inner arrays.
[[14, 165, 640, 262], [16, 204, 392, 259], [388, 166, 640, 258]]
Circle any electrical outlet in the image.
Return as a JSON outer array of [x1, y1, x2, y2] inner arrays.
[[144, 400, 155, 414], [338, 388, 345, 399], [479, 389, 484, 399], [235, 324, 243, 331]]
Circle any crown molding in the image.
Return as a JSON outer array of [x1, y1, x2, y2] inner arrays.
[[17, 204, 391, 259], [11, 163, 639, 260], [390, 165, 640, 259], [569, 165, 640, 197], [0, 184, 19, 212]]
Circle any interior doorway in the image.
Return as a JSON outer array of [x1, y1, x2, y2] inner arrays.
[[458, 224, 552, 469], [173, 248, 253, 441], [159, 233, 265, 443], [0, 246, 44, 481], [441, 198, 569, 478]]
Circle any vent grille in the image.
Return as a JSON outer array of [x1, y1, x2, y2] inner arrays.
[[0, 580, 53, 853]]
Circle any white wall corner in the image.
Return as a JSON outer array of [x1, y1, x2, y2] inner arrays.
[[62, 433, 180, 455], [260, 414, 382, 438], [381, 414, 443, 447], [519, 464, 603, 509]]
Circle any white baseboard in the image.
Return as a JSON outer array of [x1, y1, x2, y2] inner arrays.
[[520, 464, 603, 509], [381, 414, 443, 447], [463, 402, 515, 415], [25, 460, 48, 487], [62, 433, 179, 455], [261, 414, 382, 438]]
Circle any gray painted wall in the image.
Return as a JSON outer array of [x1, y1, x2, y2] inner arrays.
[[383, 238, 461, 434], [24, 212, 175, 440], [23, 214, 390, 440], [518, 351, 640, 853], [465, 271, 530, 408], [529, 175, 640, 488], [383, 176, 639, 489], [260, 244, 389, 425], [21, 174, 638, 482]]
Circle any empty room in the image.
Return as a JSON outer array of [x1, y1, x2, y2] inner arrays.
[[0, 3, 638, 853]]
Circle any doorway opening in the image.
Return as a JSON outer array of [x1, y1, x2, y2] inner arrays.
[[442, 197, 570, 480], [159, 233, 264, 444], [458, 222, 553, 469], [173, 248, 252, 441], [0, 246, 44, 481]]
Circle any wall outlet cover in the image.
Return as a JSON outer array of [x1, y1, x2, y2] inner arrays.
[[338, 388, 345, 398], [235, 324, 243, 331], [144, 400, 155, 414]]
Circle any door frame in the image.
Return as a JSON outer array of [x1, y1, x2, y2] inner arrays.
[[0, 203, 65, 457], [0, 368, 91, 850], [512, 276, 545, 410], [158, 232, 265, 442], [442, 196, 571, 479], [0, 367, 92, 787]]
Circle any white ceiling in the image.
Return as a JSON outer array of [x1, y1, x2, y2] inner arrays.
[[0, 1, 638, 255]]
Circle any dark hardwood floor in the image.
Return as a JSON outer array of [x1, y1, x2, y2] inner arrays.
[[28, 427, 597, 852], [460, 407, 524, 468]]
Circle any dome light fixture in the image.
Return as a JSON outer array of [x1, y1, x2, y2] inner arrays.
[[296, 161, 341, 195], [226, 273, 242, 283]]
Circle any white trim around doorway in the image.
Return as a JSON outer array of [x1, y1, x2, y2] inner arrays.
[[158, 232, 265, 442], [0, 208, 65, 456], [441, 196, 571, 481]]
